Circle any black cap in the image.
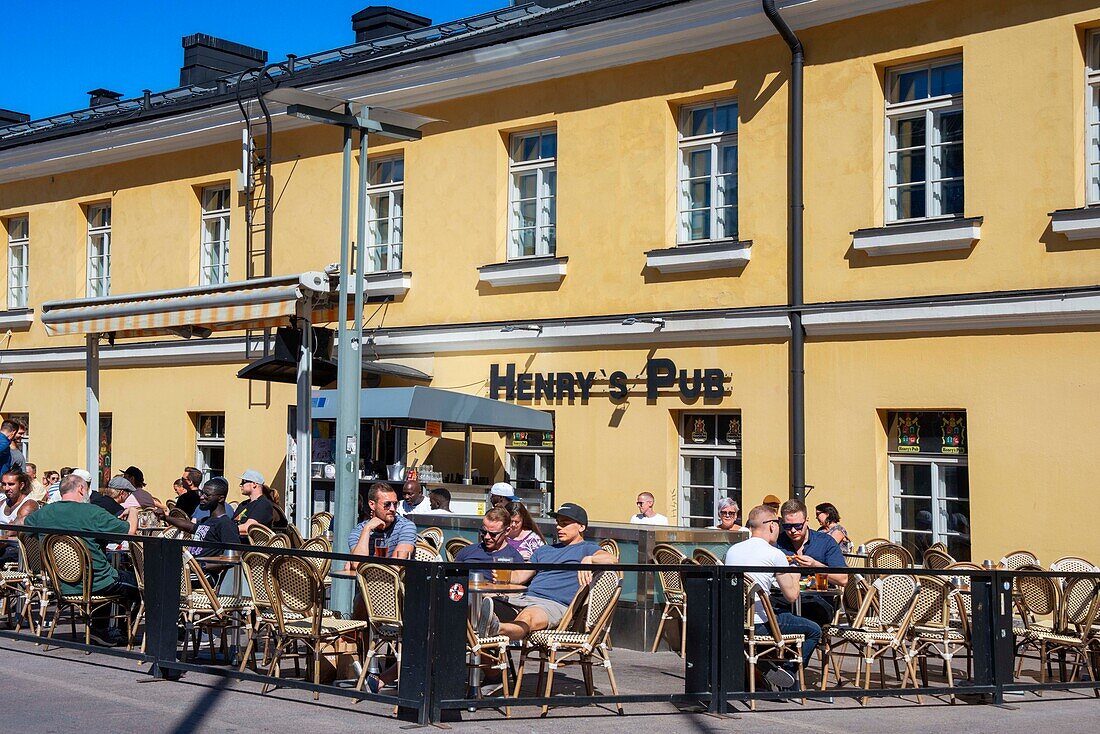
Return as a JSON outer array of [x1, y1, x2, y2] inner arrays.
[[550, 502, 588, 526], [124, 465, 145, 487]]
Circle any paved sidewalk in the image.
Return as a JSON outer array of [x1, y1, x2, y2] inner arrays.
[[3, 641, 1098, 734]]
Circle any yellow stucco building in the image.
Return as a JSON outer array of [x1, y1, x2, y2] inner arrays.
[[2, 0, 1099, 564]]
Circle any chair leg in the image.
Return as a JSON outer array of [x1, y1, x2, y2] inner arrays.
[[748, 650, 757, 712], [679, 606, 687, 659], [512, 645, 529, 699], [601, 647, 623, 715], [541, 649, 557, 717], [650, 606, 669, 653]]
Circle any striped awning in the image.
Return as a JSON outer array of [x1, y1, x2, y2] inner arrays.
[[41, 272, 331, 338]]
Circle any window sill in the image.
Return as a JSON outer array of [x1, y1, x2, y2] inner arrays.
[[362, 271, 412, 297], [1050, 206, 1100, 240], [645, 239, 752, 273], [0, 309, 34, 330], [851, 216, 983, 256], [478, 256, 567, 287]]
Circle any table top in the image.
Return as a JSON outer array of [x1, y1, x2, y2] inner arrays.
[[468, 582, 527, 594], [328, 569, 358, 580], [196, 554, 243, 564]]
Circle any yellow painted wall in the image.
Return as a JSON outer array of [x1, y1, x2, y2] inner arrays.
[[806, 331, 1100, 564]]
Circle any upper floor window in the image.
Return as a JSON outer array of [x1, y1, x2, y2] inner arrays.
[[6, 217, 28, 309], [508, 129, 556, 259], [367, 156, 404, 272], [885, 58, 963, 222], [678, 100, 738, 243], [86, 203, 111, 297], [200, 186, 230, 285], [1087, 31, 1100, 204]]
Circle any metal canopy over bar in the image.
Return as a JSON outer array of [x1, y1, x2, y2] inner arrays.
[[310, 386, 552, 433]]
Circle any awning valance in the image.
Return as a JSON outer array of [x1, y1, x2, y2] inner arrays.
[[41, 272, 330, 338]]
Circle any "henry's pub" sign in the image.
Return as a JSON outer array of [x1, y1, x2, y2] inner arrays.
[[489, 358, 727, 401]]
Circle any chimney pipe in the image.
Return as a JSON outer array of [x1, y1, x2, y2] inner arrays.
[[88, 88, 124, 107], [180, 33, 267, 86], [351, 6, 431, 43]]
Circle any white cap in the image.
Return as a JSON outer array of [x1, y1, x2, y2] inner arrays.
[[489, 482, 515, 498], [239, 469, 265, 485], [72, 469, 93, 483]]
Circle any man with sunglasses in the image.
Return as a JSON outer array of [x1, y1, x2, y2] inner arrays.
[[629, 491, 669, 525], [347, 482, 417, 568], [774, 498, 848, 627], [454, 507, 524, 568]]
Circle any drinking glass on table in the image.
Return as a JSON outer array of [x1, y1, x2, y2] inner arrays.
[[372, 536, 388, 558], [493, 567, 510, 584]]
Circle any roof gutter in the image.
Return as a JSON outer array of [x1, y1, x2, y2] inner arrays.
[[762, 0, 806, 503]]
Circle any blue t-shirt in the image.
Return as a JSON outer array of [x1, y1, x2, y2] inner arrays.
[[348, 513, 418, 555], [778, 528, 848, 572], [526, 540, 601, 606], [454, 541, 524, 571]]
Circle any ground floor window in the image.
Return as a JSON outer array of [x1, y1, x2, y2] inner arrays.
[[887, 410, 970, 561], [505, 429, 554, 511], [679, 412, 742, 528], [195, 413, 225, 482]]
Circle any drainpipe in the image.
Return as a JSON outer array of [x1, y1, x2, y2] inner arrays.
[[762, 0, 806, 502]]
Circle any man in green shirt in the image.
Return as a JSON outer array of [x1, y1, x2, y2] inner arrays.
[[23, 473, 140, 645]]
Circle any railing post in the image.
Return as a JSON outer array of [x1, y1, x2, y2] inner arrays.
[[717, 569, 745, 713], [397, 561, 466, 724], [143, 535, 182, 680], [970, 570, 1012, 702], [683, 565, 717, 711]]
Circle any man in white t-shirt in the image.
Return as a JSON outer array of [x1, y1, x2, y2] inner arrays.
[[629, 492, 669, 525], [725, 504, 821, 690]]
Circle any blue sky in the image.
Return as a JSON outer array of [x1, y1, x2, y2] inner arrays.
[[1, 1, 503, 120]]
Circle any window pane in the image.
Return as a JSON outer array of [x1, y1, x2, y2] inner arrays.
[[686, 456, 714, 487], [897, 463, 932, 497], [930, 62, 963, 96], [719, 144, 737, 175], [540, 132, 557, 159], [898, 497, 933, 532], [893, 69, 928, 102], [369, 246, 389, 272], [686, 180, 710, 209], [714, 102, 737, 134], [894, 150, 926, 184], [518, 200, 537, 228], [544, 169, 557, 197], [545, 197, 556, 227], [689, 106, 712, 137], [938, 144, 964, 179], [541, 226, 556, 255], [8, 218, 27, 240], [688, 149, 711, 178], [688, 486, 713, 518], [942, 464, 969, 500], [895, 117, 926, 149], [718, 457, 741, 490], [937, 180, 964, 215], [717, 174, 737, 207], [893, 184, 926, 219], [372, 220, 390, 245], [938, 110, 963, 143], [946, 533, 971, 562], [513, 228, 535, 257], [374, 194, 390, 220], [897, 531, 933, 560], [717, 206, 738, 239], [686, 210, 710, 240], [516, 172, 537, 200]]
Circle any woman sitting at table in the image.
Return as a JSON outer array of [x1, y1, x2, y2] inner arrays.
[[815, 502, 853, 554], [505, 502, 545, 560], [710, 497, 742, 532]]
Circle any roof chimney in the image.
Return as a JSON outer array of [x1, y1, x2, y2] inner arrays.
[[180, 33, 268, 86], [0, 108, 30, 126], [352, 6, 431, 43], [88, 89, 124, 107]]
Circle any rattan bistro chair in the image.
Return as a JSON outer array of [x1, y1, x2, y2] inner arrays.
[[355, 562, 404, 690], [309, 512, 333, 538], [1, 542, 30, 626], [745, 581, 807, 710], [179, 551, 253, 664], [413, 541, 442, 562], [247, 525, 277, 547], [467, 620, 513, 716], [922, 548, 954, 570], [418, 526, 444, 551], [265, 555, 370, 699], [445, 536, 472, 562], [127, 540, 147, 653], [650, 544, 688, 656], [692, 548, 721, 566], [299, 536, 332, 577], [14, 534, 51, 635], [868, 542, 915, 570], [41, 534, 130, 650], [1000, 550, 1040, 571], [903, 575, 973, 703], [1020, 575, 1100, 690], [518, 570, 625, 716], [1051, 556, 1098, 574], [598, 538, 621, 561]]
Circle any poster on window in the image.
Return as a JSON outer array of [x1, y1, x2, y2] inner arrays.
[[98, 415, 112, 487], [888, 411, 966, 455]]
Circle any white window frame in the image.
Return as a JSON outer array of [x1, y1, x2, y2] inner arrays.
[[677, 99, 738, 243], [888, 454, 970, 559], [6, 217, 29, 310], [366, 156, 404, 273], [678, 413, 742, 528], [508, 128, 557, 260], [1086, 31, 1100, 204], [195, 413, 225, 483], [200, 186, 230, 285], [885, 57, 964, 223], [86, 203, 111, 297]]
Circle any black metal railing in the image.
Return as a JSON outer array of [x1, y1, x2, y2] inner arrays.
[[2, 522, 1097, 723]]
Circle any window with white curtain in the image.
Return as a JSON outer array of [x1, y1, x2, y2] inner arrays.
[[6, 217, 28, 309], [508, 129, 557, 259], [885, 58, 964, 222], [678, 99, 738, 243], [86, 203, 111, 297], [366, 156, 404, 272], [200, 186, 230, 285], [1087, 31, 1100, 203]]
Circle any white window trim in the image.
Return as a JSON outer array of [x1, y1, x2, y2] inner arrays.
[[7, 217, 29, 310], [366, 156, 404, 273], [1086, 30, 1100, 204], [677, 100, 738, 244], [884, 57, 964, 224], [195, 413, 226, 483], [508, 129, 557, 260], [86, 204, 111, 298], [200, 186, 230, 286], [888, 453, 969, 550], [678, 413, 742, 527]]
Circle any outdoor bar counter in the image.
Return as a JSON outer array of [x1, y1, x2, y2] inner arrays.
[[411, 513, 747, 652]]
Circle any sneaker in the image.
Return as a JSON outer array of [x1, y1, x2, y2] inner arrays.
[[88, 628, 125, 647], [764, 667, 796, 690], [364, 674, 382, 695]]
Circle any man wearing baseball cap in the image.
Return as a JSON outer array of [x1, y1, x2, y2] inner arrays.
[[488, 481, 515, 509], [232, 469, 285, 535], [484, 502, 614, 642]]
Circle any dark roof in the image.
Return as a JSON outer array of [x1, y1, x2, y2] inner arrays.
[[0, 0, 691, 152]]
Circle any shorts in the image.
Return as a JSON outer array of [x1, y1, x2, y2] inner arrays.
[[489, 594, 569, 631]]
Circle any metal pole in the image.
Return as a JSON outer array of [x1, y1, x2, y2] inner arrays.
[[463, 427, 472, 484], [331, 116, 358, 617], [294, 299, 313, 540], [85, 334, 100, 492]]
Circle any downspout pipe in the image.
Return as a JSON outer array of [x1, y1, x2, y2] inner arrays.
[[762, 1, 806, 502]]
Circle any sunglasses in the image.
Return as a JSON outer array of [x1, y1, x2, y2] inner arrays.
[[718, 511, 738, 517], [762, 519, 781, 527], [479, 528, 506, 539], [376, 500, 399, 509], [781, 522, 806, 532]]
